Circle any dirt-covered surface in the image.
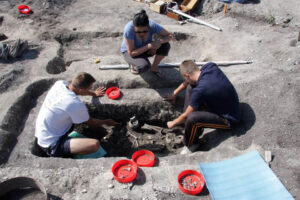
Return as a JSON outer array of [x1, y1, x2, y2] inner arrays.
[[0, 0, 299, 199]]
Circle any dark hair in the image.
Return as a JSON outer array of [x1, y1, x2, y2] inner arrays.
[[133, 9, 149, 27], [71, 72, 96, 89]]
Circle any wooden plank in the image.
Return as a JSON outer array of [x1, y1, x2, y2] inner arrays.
[[180, 0, 199, 12], [150, 0, 165, 13], [167, 11, 180, 21]]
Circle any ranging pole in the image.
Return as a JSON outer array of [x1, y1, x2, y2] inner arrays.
[[167, 7, 222, 31]]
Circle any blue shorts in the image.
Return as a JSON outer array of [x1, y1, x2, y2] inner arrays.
[[40, 135, 72, 157]]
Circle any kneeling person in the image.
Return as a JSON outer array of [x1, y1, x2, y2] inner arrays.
[[165, 60, 240, 154], [35, 72, 115, 157]]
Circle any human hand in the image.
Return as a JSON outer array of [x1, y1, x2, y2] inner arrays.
[[160, 33, 174, 43], [163, 93, 176, 104], [169, 33, 174, 41], [167, 121, 176, 129], [148, 40, 161, 50], [94, 87, 106, 97]]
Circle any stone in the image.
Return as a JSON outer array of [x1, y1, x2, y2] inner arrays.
[[81, 189, 87, 193], [0, 33, 7, 41], [283, 18, 292, 24], [24, 19, 34, 24], [44, 2, 51, 9], [289, 39, 297, 47], [213, 3, 224, 13]]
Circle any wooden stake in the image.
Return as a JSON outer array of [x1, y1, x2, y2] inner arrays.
[[224, 3, 228, 15]]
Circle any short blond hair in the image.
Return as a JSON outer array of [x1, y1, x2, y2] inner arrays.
[[71, 72, 96, 89], [179, 60, 198, 76]]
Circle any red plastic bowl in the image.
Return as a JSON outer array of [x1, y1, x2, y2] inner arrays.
[[112, 159, 137, 183], [18, 5, 30, 14], [132, 150, 155, 167], [178, 169, 205, 195], [106, 87, 120, 100]]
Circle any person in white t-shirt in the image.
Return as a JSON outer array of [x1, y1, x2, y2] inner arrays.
[[35, 72, 115, 157]]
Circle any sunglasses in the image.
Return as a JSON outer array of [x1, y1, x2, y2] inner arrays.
[[135, 30, 149, 34]]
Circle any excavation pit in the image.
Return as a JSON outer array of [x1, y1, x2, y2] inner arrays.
[[0, 78, 189, 165], [0, 77, 255, 165], [72, 121, 186, 158]]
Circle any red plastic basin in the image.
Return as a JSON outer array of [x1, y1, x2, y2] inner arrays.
[[178, 169, 205, 195], [106, 87, 120, 100], [112, 159, 137, 183], [18, 5, 30, 14], [132, 150, 155, 167]]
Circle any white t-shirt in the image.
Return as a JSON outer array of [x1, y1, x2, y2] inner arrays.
[[35, 80, 89, 148]]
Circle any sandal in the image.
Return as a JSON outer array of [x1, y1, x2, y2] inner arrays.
[[151, 70, 165, 79], [130, 64, 139, 75]]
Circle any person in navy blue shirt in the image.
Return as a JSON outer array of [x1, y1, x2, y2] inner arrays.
[[121, 10, 173, 78], [165, 60, 240, 154]]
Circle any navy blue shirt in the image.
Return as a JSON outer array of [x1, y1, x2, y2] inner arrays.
[[190, 62, 240, 123]]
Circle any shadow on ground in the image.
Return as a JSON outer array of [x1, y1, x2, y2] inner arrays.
[[140, 67, 183, 90], [0, 188, 62, 200], [198, 102, 256, 151], [0, 49, 40, 64]]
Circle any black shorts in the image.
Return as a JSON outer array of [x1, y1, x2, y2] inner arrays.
[[39, 134, 72, 157], [122, 42, 171, 73]]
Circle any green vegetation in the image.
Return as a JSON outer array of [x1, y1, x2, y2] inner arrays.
[[268, 15, 275, 25]]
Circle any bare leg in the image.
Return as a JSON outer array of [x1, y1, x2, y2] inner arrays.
[[151, 54, 165, 72], [70, 138, 100, 155]]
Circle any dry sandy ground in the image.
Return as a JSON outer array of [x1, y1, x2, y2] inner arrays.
[[0, 0, 299, 199]]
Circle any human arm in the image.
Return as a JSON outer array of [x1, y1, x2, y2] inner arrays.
[[85, 117, 116, 127], [158, 28, 173, 44], [125, 38, 152, 57], [163, 81, 188, 103], [147, 29, 173, 56], [79, 87, 106, 97], [167, 105, 194, 128]]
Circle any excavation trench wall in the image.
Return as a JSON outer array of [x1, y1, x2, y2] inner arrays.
[[0, 79, 56, 164]]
